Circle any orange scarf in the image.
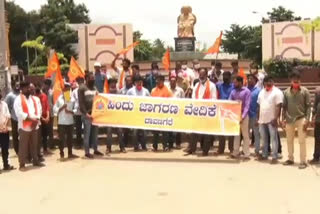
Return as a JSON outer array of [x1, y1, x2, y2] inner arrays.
[[21, 94, 38, 128], [196, 80, 211, 99], [119, 68, 133, 89]]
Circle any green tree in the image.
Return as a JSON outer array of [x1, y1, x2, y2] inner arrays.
[[222, 24, 249, 57], [133, 31, 152, 61], [265, 6, 301, 22], [242, 26, 262, 66], [151, 39, 166, 60]]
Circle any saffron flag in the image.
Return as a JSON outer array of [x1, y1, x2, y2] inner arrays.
[[118, 41, 140, 55], [206, 31, 223, 55], [68, 57, 84, 82], [51, 58, 64, 104], [162, 48, 170, 71], [45, 52, 60, 78]]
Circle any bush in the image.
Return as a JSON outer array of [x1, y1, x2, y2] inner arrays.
[[28, 64, 70, 76], [263, 58, 320, 78]]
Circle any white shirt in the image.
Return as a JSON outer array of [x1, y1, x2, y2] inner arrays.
[[208, 69, 224, 83], [0, 101, 10, 133], [257, 87, 283, 124], [53, 94, 75, 125], [127, 87, 150, 97], [171, 86, 185, 98], [255, 72, 265, 89], [14, 95, 42, 132], [192, 80, 217, 99], [183, 67, 195, 88], [71, 88, 81, 115]]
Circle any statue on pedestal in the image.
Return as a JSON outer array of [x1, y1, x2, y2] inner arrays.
[[177, 6, 197, 38]]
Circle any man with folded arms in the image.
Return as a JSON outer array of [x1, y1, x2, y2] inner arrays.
[[14, 81, 45, 170]]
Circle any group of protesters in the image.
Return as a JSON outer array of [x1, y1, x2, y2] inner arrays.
[[1, 54, 319, 172]]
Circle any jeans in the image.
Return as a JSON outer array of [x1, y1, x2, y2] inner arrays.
[[82, 115, 98, 155], [260, 123, 278, 159], [107, 128, 124, 150], [249, 117, 260, 154], [153, 131, 169, 150], [133, 129, 146, 150], [74, 115, 83, 146], [0, 132, 10, 168], [313, 122, 320, 160]]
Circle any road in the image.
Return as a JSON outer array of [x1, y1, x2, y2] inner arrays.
[[1, 138, 320, 214]]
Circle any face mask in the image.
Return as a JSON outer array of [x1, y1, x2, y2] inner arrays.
[[182, 65, 187, 70], [88, 80, 95, 88], [136, 85, 142, 91], [194, 64, 200, 69], [265, 85, 273, 91], [292, 82, 300, 90]]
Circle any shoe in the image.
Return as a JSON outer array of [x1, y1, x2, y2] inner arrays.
[[176, 145, 181, 150], [33, 162, 45, 167], [257, 155, 268, 161], [68, 154, 79, 159], [3, 165, 15, 171], [298, 163, 308, 169], [134, 148, 139, 152], [270, 159, 278, 164], [243, 157, 250, 161], [163, 147, 170, 152], [94, 151, 104, 156], [184, 150, 194, 156], [283, 160, 294, 166], [202, 152, 209, 157], [120, 148, 127, 153], [38, 156, 45, 163], [142, 147, 148, 151], [308, 159, 320, 165], [43, 150, 53, 156], [230, 154, 240, 159], [85, 153, 94, 159]]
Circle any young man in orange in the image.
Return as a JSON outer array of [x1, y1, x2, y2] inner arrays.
[[151, 75, 173, 152]]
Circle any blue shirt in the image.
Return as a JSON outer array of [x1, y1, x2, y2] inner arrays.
[[95, 72, 105, 93], [4, 91, 19, 121], [248, 86, 261, 118], [217, 82, 233, 100]]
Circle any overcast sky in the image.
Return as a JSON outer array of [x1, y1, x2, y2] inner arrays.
[[13, 0, 319, 48]]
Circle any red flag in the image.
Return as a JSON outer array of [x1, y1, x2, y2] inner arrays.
[[162, 48, 170, 71], [118, 41, 140, 55], [45, 52, 60, 78], [68, 57, 84, 82], [206, 31, 223, 55]]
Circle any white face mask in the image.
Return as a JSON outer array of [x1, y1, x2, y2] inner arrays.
[[182, 65, 187, 70]]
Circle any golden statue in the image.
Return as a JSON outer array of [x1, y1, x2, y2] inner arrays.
[[177, 6, 197, 38]]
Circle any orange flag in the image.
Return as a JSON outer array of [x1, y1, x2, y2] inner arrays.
[[162, 48, 170, 71], [68, 57, 84, 82], [118, 41, 140, 55], [206, 31, 223, 55], [45, 52, 60, 78], [239, 68, 247, 86]]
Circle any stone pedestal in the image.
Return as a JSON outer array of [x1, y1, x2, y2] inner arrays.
[[174, 37, 196, 52]]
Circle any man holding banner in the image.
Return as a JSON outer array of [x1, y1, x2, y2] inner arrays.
[[185, 68, 217, 156], [151, 75, 173, 152], [127, 75, 150, 151]]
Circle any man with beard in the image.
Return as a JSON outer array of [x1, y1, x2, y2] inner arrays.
[[78, 73, 104, 158]]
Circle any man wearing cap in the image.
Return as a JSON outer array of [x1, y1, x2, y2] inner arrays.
[[93, 62, 106, 93], [111, 54, 133, 90]]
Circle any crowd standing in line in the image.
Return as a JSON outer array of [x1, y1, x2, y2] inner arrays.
[[0, 58, 317, 173]]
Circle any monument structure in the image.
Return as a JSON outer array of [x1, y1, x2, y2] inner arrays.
[[175, 6, 196, 52]]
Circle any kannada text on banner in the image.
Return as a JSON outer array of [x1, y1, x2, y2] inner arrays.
[[92, 94, 242, 136]]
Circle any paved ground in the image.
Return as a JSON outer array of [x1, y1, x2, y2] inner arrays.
[[1, 137, 320, 214]]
